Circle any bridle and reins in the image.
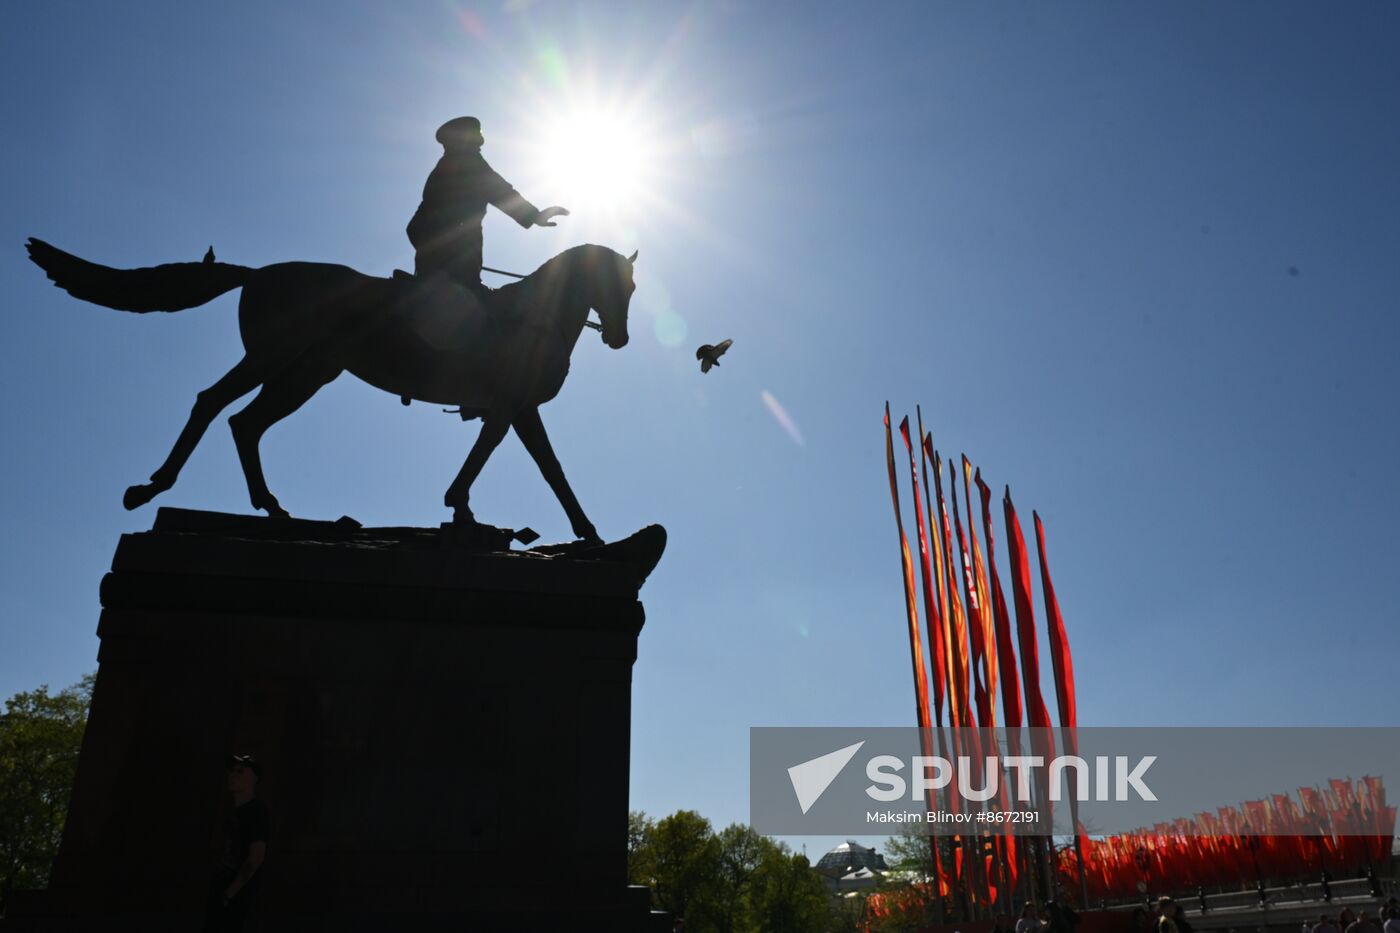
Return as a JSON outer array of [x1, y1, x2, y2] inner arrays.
[[483, 264, 604, 332], [435, 263, 610, 417]]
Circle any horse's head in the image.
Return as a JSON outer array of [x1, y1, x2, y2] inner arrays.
[[586, 246, 637, 350]]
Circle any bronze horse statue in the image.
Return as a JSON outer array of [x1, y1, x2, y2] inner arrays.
[[26, 238, 637, 544]]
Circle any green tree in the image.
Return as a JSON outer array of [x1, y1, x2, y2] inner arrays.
[[827, 890, 871, 933], [643, 809, 721, 923], [746, 847, 831, 933], [0, 674, 93, 913], [883, 829, 951, 872], [708, 822, 768, 930], [627, 809, 655, 885], [629, 810, 837, 932]]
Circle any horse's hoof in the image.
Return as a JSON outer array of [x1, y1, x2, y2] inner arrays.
[[259, 502, 290, 520], [578, 534, 605, 549], [123, 483, 160, 511]]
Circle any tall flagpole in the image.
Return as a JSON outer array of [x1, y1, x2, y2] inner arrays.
[[882, 406, 943, 920], [1003, 488, 1058, 906], [898, 415, 948, 923], [1035, 510, 1090, 909], [931, 447, 977, 919], [882, 405, 933, 738]]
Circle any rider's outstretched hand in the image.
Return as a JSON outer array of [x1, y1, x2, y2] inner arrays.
[[535, 206, 570, 227]]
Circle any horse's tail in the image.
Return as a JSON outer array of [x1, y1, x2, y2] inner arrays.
[[26, 238, 252, 313]]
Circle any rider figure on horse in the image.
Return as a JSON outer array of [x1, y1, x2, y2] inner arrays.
[[406, 116, 569, 295]]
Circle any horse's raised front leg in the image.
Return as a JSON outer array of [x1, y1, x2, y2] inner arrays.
[[512, 406, 601, 545], [444, 408, 514, 524], [124, 356, 264, 510]]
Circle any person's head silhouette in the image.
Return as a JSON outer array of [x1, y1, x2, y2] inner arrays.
[[436, 116, 484, 151], [226, 754, 260, 803]]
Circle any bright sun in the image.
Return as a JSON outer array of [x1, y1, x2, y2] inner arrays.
[[531, 107, 657, 221]]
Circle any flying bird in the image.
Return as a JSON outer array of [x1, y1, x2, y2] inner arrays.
[[203, 246, 216, 264], [696, 339, 732, 374]]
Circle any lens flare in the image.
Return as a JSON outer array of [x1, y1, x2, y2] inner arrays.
[[535, 47, 569, 88], [652, 308, 687, 348], [456, 10, 486, 39], [761, 391, 805, 447]]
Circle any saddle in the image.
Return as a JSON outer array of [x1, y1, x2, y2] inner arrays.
[[388, 270, 518, 413], [387, 271, 513, 344]]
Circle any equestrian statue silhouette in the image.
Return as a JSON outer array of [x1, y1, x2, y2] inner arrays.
[[25, 237, 637, 545]]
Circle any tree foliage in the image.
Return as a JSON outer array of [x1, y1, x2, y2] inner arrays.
[[636, 809, 719, 922], [746, 849, 831, 933], [627, 808, 834, 932], [0, 674, 92, 912], [627, 809, 655, 885], [883, 829, 936, 871]]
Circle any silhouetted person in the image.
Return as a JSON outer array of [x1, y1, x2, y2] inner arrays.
[[1157, 898, 1180, 933], [1176, 905, 1194, 933], [203, 755, 269, 932], [1049, 901, 1081, 933], [406, 116, 568, 294], [1347, 913, 1381, 933]]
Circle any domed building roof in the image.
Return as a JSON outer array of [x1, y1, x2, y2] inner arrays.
[[815, 839, 889, 876]]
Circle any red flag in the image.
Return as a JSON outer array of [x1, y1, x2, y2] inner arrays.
[[977, 471, 1022, 730], [1004, 489, 1057, 825], [898, 415, 951, 896], [945, 457, 1013, 904], [951, 478, 992, 727], [883, 405, 932, 732], [962, 456, 1000, 726], [1035, 511, 1078, 730], [1361, 776, 1392, 862], [918, 412, 957, 727], [930, 448, 973, 886], [886, 412, 953, 899], [950, 470, 1001, 899], [1298, 786, 1325, 824], [901, 417, 947, 726], [1004, 493, 1054, 732], [975, 470, 1023, 890], [1035, 509, 1087, 899], [931, 449, 972, 731]]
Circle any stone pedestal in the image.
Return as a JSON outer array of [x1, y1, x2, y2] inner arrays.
[[9, 508, 667, 931]]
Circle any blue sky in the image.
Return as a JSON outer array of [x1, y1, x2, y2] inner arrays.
[[3, 1, 1398, 858]]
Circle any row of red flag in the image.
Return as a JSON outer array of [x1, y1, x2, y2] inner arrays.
[[1060, 776, 1397, 899], [882, 404, 1082, 906], [882, 405, 1395, 915], [865, 779, 1395, 926]]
